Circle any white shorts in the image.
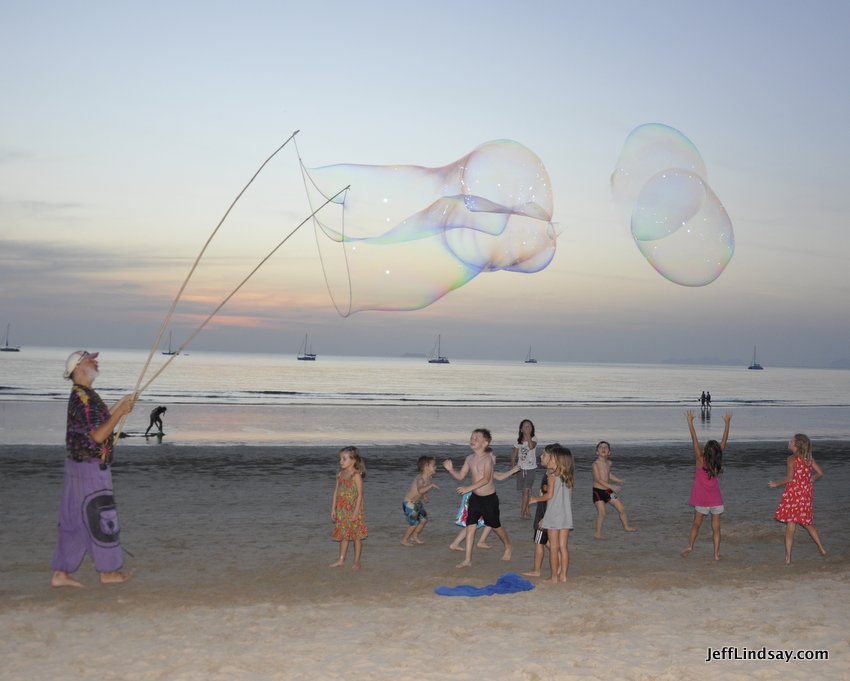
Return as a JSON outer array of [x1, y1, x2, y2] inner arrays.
[[694, 505, 724, 515]]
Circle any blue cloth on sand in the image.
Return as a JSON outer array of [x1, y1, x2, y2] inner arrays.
[[434, 572, 534, 597]]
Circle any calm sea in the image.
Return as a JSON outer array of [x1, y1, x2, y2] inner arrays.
[[1, 347, 849, 445]]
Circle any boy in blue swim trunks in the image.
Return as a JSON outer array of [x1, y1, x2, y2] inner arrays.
[[401, 456, 439, 546]]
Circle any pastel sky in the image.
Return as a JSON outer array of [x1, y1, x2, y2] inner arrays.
[[2, 1, 849, 367]]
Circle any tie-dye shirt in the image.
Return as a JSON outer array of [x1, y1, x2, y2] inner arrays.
[[66, 384, 114, 463]]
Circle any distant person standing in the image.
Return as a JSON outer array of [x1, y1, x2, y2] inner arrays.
[[700, 391, 706, 407], [145, 405, 167, 437], [51, 351, 136, 587], [705, 391, 712, 408]]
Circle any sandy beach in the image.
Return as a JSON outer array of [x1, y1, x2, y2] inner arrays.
[[1, 441, 848, 680]]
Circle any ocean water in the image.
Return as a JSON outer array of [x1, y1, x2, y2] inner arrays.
[[1, 347, 849, 445]]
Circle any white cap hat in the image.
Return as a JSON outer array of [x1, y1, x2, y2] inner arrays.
[[63, 350, 99, 379]]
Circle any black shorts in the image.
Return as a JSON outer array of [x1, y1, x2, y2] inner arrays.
[[593, 487, 616, 504], [466, 492, 501, 529]]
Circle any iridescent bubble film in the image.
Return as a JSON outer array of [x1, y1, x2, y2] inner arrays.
[[303, 140, 557, 315], [612, 124, 734, 286]]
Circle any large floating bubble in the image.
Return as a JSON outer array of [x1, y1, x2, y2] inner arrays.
[[611, 123, 707, 205], [303, 140, 557, 315], [612, 124, 734, 287], [632, 169, 734, 286]]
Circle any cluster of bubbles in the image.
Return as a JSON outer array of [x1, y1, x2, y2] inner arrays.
[[303, 140, 557, 315], [611, 123, 734, 286]]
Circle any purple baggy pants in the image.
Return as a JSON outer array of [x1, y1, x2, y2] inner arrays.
[[51, 458, 123, 573]]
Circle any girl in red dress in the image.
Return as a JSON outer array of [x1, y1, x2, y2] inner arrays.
[[768, 433, 827, 564], [330, 446, 367, 569]]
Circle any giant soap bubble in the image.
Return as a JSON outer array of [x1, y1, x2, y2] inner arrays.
[[303, 140, 557, 315], [611, 123, 734, 286]]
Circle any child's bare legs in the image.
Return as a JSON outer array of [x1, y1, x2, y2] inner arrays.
[[783, 522, 796, 564], [411, 518, 427, 544], [457, 525, 477, 567], [477, 526, 492, 548], [610, 498, 637, 532], [402, 524, 417, 546], [710, 513, 721, 561], [520, 489, 529, 519], [559, 529, 571, 581], [802, 523, 827, 558], [492, 526, 512, 561], [352, 537, 363, 569], [594, 500, 607, 539], [543, 528, 562, 583], [449, 527, 467, 551], [522, 542, 546, 577], [330, 539, 349, 567], [681, 511, 705, 557]]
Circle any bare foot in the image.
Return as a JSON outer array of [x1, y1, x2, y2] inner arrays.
[[401, 540, 414, 547], [448, 544, 464, 552], [542, 576, 558, 584], [329, 559, 345, 568], [594, 534, 603, 540], [352, 562, 361, 570], [521, 570, 541, 577], [476, 542, 492, 549], [501, 545, 512, 561], [559, 575, 567, 582], [99, 570, 133, 585], [456, 560, 472, 568], [51, 571, 84, 588], [818, 547, 828, 557], [412, 536, 425, 544], [680, 547, 693, 558], [624, 526, 638, 532], [713, 554, 722, 562]]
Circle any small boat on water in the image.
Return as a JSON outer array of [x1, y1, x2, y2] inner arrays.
[[162, 330, 178, 356], [298, 333, 317, 361], [524, 346, 538, 364], [748, 346, 764, 370], [427, 334, 449, 364], [1, 323, 20, 352]]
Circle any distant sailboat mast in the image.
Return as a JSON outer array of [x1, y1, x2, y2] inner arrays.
[[748, 346, 763, 370], [1, 323, 21, 352]]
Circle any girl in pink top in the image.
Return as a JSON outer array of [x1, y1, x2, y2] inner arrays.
[[682, 409, 732, 561]]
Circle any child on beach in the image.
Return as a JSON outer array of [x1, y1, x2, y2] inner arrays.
[[401, 455, 439, 546], [768, 434, 827, 564], [529, 444, 574, 583], [510, 419, 538, 519], [330, 446, 367, 569], [522, 455, 550, 577], [682, 410, 732, 561], [444, 429, 516, 568], [592, 440, 637, 538], [448, 447, 519, 552]]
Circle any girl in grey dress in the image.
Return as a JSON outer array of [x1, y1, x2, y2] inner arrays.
[[530, 444, 574, 583]]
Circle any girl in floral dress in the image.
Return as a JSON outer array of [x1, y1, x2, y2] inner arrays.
[[768, 434, 827, 564], [330, 446, 367, 569]]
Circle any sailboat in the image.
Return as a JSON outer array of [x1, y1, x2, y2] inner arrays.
[[524, 346, 538, 364], [748, 346, 764, 370], [162, 331, 178, 356], [1, 323, 20, 352], [427, 334, 449, 364], [297, 333, 317, 361]]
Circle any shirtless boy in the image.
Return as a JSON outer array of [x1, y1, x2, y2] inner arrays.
[[592, 440, 637, 538], [444, 428, 513, 567], [401, 456, 439, 546]]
